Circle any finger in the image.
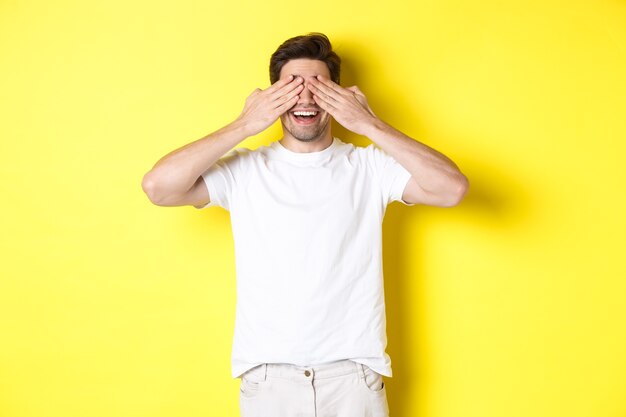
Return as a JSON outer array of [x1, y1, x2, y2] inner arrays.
[[314, 75, 352, 98], [269, 76, 304, 99], [275, 94, 300, 114], [309, 77, 344, 101], [307, 81, 341, 104], [265, 74, 295, 94], [312, 93, 337, 114], [272, 84, 304, 109], [345, 86, 364, 97]]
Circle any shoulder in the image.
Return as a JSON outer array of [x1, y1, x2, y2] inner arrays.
[[332, 137, 363, 157], [340, 140, 382, 163], [219, 146, 255, 164]]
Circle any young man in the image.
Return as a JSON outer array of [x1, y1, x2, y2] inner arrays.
[[142, 33, 468, 417]]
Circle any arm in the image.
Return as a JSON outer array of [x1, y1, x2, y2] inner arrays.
[[141, 75, 304, 207], [360, 118, 469, 207], [308, 75, 469, 207], [141, 120, 249, 208]]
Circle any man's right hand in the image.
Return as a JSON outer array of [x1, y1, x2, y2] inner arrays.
[[235, 75, 304, 136], [142, 76, 303, 208]]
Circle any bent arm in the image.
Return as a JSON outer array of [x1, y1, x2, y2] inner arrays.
[[365, 119, 469, 207], [141, 75, 304, 208], [307, 76, 468, 208], [141, 120, 250, 207]]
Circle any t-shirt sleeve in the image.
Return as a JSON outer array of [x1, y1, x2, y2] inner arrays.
[[365, 144, 415, 206], [194, 147, 250, 211]]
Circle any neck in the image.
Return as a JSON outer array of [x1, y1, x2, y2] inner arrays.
[[279, 129, 334, 153]]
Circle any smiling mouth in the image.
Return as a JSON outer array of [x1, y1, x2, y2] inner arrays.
[[290, 110, 321, 125]]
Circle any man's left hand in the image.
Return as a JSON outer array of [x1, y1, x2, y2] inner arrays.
[[307, 75, 378, 136]]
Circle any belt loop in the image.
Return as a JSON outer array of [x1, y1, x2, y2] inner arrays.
[[262, 363, 267, 381]]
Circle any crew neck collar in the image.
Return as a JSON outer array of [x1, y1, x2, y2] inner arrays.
[[272, 137, 338, 164]]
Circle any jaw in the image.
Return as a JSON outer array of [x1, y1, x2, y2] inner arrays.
[[280, 111, 332, 142]]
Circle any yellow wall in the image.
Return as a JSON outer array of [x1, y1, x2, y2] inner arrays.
[[1, 1, 625, 416]]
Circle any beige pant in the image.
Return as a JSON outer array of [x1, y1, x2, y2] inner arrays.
[[239, 359, 389, 417]]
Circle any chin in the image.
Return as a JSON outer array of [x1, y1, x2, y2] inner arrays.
[[282, 119, 330, 142]]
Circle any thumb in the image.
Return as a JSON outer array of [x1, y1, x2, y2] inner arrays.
[[346, 85, 364, 96]]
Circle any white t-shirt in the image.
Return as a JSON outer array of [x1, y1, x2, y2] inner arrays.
[[196, 137, 414, 378]]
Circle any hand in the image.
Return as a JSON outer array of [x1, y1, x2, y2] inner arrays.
[[307, 75, 378, 136], [236, 75, 304, 136]]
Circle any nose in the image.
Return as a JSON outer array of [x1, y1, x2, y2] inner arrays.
[[297, 77, 315, 104]]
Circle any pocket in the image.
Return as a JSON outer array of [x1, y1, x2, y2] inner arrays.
[[239, 366, 267, 399], [239, 375, 263, 398], [361, 365, 386, 393]]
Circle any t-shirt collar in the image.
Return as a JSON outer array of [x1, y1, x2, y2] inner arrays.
[[272, 137, 338, 165]]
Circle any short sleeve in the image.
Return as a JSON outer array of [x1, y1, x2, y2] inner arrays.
[[365, 144, 415, 206], [194, 147, 250, 211]]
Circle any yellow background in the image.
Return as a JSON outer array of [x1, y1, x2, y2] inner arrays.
[[1, 0, 625, 416]]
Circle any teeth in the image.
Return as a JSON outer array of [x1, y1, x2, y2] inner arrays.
[[293, 111, 318, 116]]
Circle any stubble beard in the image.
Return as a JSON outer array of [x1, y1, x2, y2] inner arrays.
[[281, 113, 331, 143]]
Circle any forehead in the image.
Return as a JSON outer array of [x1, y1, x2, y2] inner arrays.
[[279, 58, 331, 79]]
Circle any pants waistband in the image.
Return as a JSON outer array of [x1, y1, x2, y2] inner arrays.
[[242, 359, 367, 382]]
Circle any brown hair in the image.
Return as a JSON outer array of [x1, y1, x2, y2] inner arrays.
[[269, 32, 341, 85]]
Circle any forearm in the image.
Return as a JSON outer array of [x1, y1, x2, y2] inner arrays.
[[363, 118, 468, 198], [307, 75, 468, 204], [142, 119, 250, 202]]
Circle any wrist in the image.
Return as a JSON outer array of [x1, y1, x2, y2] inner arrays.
[[360, 116, 387, 138], [228, 117, 255, 139]]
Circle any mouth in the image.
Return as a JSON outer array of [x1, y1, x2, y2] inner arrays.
[[290, 110, 321, 125]]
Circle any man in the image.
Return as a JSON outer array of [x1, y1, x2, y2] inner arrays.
[[142, 33, 468, 417]]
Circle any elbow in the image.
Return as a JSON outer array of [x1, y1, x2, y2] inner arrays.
[[442, 174, 469, 207], [142, 171, 165, 205]]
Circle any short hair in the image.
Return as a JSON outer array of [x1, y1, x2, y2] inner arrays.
[[269, 32, 341, 85]]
